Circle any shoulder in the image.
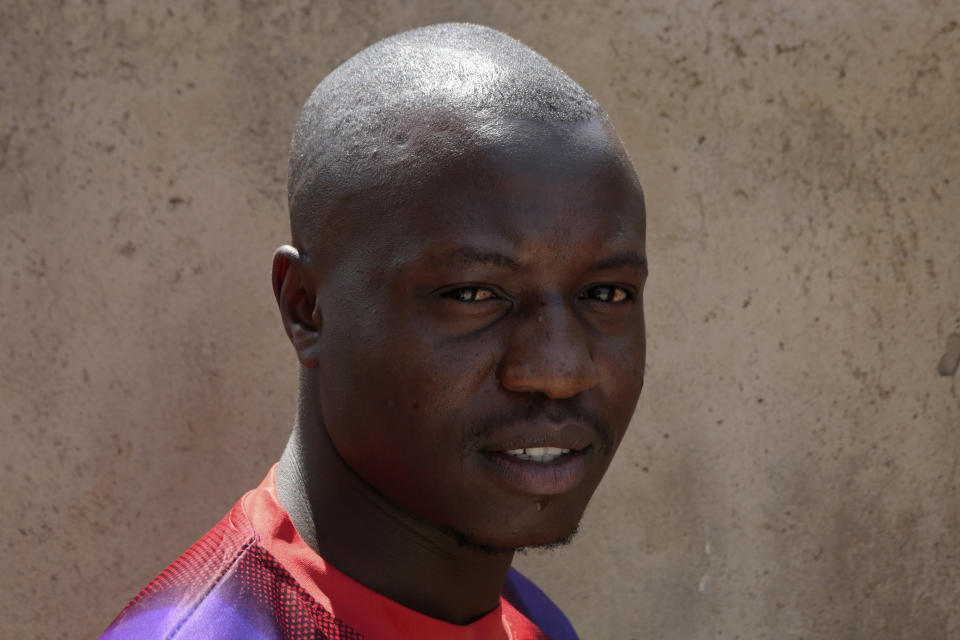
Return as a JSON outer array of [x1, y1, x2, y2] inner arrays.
[[502, 567, 579, 640], [100, 507, 261, 639], [100, 500, 358, 640]]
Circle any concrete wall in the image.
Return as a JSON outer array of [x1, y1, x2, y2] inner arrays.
[[2, 1, 957, 638]]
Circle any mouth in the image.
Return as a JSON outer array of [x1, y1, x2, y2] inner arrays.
[[501, 446, 571, 463], [469, 414, 605, 496], [479, 442, 594, 496]]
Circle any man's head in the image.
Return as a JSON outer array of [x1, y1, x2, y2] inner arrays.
[[274, 23, 646, 551]]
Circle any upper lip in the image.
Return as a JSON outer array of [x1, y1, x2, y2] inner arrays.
[[478, 421, 598, 453]]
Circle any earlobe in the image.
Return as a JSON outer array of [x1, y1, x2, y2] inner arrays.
[[272, 245, 322, 368]]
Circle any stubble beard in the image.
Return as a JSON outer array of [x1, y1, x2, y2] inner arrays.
[[444, 522, 582, 556]]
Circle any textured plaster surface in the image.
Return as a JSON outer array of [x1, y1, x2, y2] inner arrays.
[[1, 1, 958, 638]]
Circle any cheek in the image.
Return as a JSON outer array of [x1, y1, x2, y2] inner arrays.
[[625, 304, 647, 379], [600, 329, 646, 422], [317, 315, 498, 446]]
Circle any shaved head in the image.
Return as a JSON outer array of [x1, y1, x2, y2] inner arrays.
[[286, 23, 614, 252], [271, 23, 646, 615]]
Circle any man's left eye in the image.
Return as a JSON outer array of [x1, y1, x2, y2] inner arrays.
[[581, 285, 632, 303], [443, 286, 497, 302]]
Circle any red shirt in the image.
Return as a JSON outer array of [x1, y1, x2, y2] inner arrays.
[[101, 466, 577, 639]]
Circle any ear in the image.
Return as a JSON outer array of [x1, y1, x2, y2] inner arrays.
[[272, 245, 322, 368]]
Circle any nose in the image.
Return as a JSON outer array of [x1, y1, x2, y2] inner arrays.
[[497, 301, 601, 399]]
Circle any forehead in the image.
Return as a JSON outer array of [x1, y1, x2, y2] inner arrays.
[[310, 117, 645, 275], [401, 118, 644, 252]]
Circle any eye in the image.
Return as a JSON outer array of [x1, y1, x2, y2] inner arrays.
[[581, 285, 633, 303], [441, 286, 498, 302]]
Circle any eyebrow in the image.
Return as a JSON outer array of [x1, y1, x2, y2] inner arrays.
[[591, 250, 648, 274], [439, 246, 524, 270], [425, 246, 647, 273]]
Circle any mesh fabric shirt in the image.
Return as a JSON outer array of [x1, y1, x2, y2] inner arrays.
[[101, 466, 579, 640]]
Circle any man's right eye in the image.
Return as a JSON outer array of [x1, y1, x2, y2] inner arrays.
[[442, 286, 497, 302]]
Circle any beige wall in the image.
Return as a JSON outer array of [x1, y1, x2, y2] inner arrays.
[[2, 1, 958, 638]]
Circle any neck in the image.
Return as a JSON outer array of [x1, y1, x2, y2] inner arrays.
[[275, 395, 515, 625]]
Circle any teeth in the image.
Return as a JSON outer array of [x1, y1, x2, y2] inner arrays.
[[503, 447, 571, 462]]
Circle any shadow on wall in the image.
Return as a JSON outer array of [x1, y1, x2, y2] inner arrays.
[[937, 332, 960, 377]]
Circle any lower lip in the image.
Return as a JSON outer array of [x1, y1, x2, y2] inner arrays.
[[479, 449, 590, 496]]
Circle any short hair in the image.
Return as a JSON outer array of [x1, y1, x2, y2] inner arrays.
[[287, 23, 609, 249]]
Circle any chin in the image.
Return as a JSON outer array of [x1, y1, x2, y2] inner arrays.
[[446, 516, 583, 555], [510, 525, 581, 554]]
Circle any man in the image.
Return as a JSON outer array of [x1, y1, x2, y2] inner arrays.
[[102, 22, 646, 639]]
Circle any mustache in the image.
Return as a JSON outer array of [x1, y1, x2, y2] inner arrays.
[[460, 400, 615, 455]]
